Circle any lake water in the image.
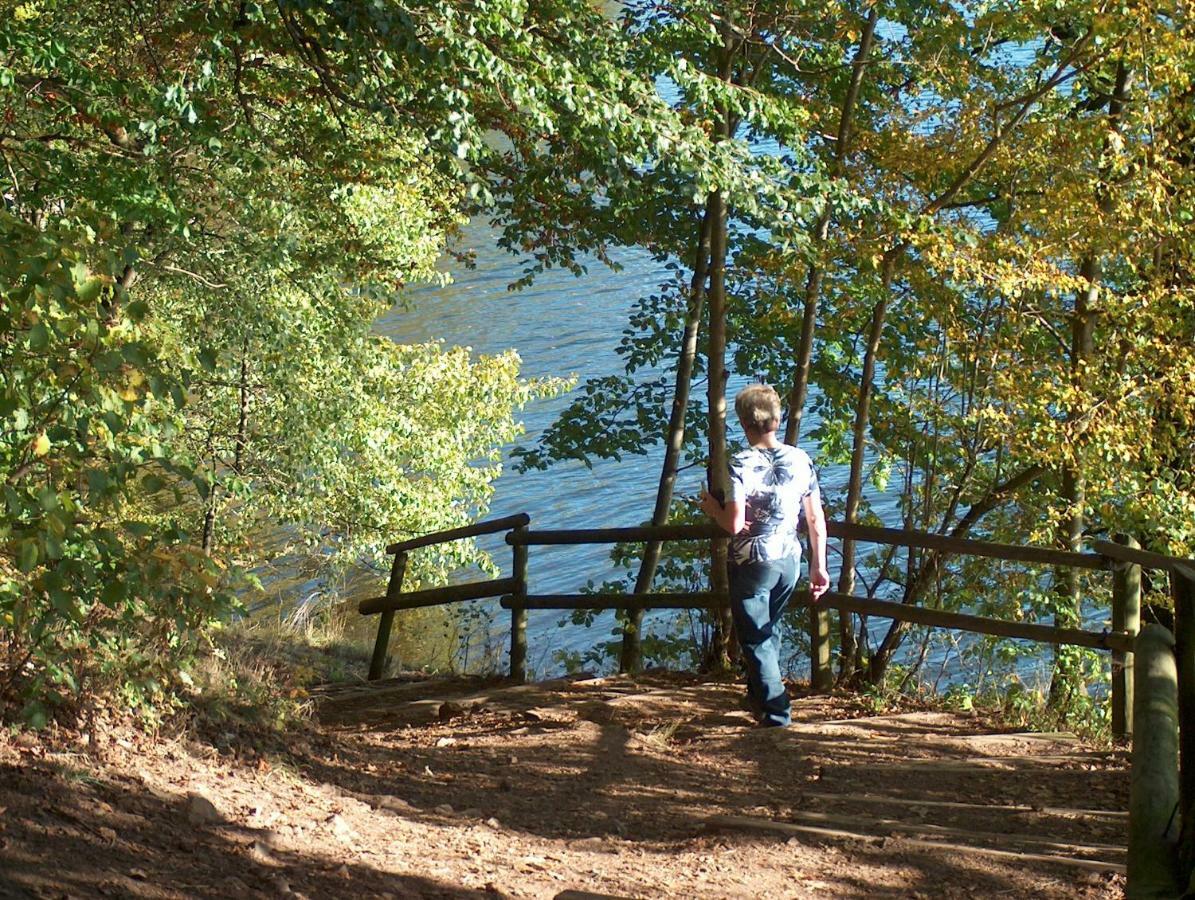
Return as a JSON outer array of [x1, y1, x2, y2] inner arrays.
[[366, 28, 1113, 692], [376, 221, 1111, 692], [376, 220, 911, 678]]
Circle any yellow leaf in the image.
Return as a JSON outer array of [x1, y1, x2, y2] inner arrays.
[[32, 433, 50, 457]]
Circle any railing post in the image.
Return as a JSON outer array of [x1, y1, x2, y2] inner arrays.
[[1112, 534, 1143, 739], [809, 600, 833, 692], [1128, 623, 1181, 897], [1172, 563, 1195, 875], [509, 524, 529, 683], [368, 551, 408, 681]]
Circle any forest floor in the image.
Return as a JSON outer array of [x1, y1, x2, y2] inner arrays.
[[0, 671, 1129, 899]]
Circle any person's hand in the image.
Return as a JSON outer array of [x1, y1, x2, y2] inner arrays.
[[698, 488, 722, 518], [809, 566, 830, 601]]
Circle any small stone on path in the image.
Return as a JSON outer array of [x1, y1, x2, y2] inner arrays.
[[438, 701, 468, 721], [328, 813, 355, 841], [184, 792, 222, 825]]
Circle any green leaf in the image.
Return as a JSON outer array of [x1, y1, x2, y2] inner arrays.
[[28, 322, 49, 350], [76, 276, 105, 303], [141, 474, 166, 493], [17, 539, 39, 573], [86, 468, 109, 498], [100, 580, 125, 607], [21, 703, 48, 730]]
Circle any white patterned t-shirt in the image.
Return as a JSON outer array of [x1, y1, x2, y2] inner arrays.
[[728, 444, 819, 565]]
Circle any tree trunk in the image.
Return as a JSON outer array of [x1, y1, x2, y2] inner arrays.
[[201, 426, 217, 556], [705, 180, 734, 672], [620, 207, 713, 673], [699, 10, 740, 673], [234, 335, 249, 473], [866, 464, 1046, 684], [1049, 260, 1098, 706], [1049, 61, 1131, 710], [835, 250, 898, 680], [833, 36, 1094, 684]]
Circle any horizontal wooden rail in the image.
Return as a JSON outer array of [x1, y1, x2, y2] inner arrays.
[[500, 592, 730, 611], [506, 520, 1109, 570], [507, 523, 729, 545], [829, 521, 1109, 571], [386, 513, 531, 554], [810, 591, 1133, 652], [1092, 538, 1195, 573], [359, 577, 519, 615]]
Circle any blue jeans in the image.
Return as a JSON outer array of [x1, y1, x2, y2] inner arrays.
[[729, 555, 798, 727]]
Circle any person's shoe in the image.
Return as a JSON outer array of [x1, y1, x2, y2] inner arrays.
[[737, 693, 764, 717]]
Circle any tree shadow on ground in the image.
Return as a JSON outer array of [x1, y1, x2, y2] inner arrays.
[[0, 756, 498, 899], [284, 672, 1127, 894], [0, 673, 1127, 898]]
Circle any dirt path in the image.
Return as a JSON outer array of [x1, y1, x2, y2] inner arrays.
[[0, 673, 1127, 898]]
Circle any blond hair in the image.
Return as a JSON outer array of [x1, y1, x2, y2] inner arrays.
[[735, 384, 782, 433]]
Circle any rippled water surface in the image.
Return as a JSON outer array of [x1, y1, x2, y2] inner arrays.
[[377, 219, 1108, 689], [376, 220, 901, 674]]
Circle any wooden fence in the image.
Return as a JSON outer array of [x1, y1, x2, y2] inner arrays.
[[361, 517, 1145, 720], [1107, 547, 1195, 898], [358, 515, 1195, 895]]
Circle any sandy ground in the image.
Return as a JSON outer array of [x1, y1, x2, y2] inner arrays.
[[0, 673, 1128, 898]]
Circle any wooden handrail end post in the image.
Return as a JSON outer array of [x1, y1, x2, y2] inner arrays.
[[1112, 534, 1142, 740], [368, 551, 408, 681], [1172, 566, 1195, 875], [510, 523, 529, 683], [1128, 623, 1181, 897]]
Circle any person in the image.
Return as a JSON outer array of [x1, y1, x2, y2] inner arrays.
[[700, 384, 829, 727]]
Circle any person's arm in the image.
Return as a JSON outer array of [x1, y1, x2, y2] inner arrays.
[[700, 489, 745, 535], [803, 488, 829, 599]]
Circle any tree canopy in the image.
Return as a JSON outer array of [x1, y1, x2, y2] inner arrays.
[[2, 0, 1192, 723], [0, 0, 725, 721]]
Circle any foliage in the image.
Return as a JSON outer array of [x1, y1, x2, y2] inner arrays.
[[517, 0, 1195, 710], [1, 0, 706, 722], [0, 213, 224, 725]]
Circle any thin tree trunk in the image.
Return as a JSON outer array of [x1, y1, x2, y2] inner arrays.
[[620, 207, 713, 673], [832, 35, 1094, 683], [234, 336, 249, 473], [705, 182, 733, 671], [835, 250, 898, 679], [1049, 61, 1130, 710], [785, 7, 878, 444], [201, 426, 217, 556], [703, 11, 738, 673], [1048, 260, 1099, 708]]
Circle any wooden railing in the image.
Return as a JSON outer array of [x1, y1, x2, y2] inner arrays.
[[1107, 549, 1195, 897], [362, 513, 530, 681], [360, 516, 727, 683], [359, 517, 1194, 893], [363, 516, 1139, 704]]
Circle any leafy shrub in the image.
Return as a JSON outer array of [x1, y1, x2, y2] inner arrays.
[[0, 214, 229, 726]]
